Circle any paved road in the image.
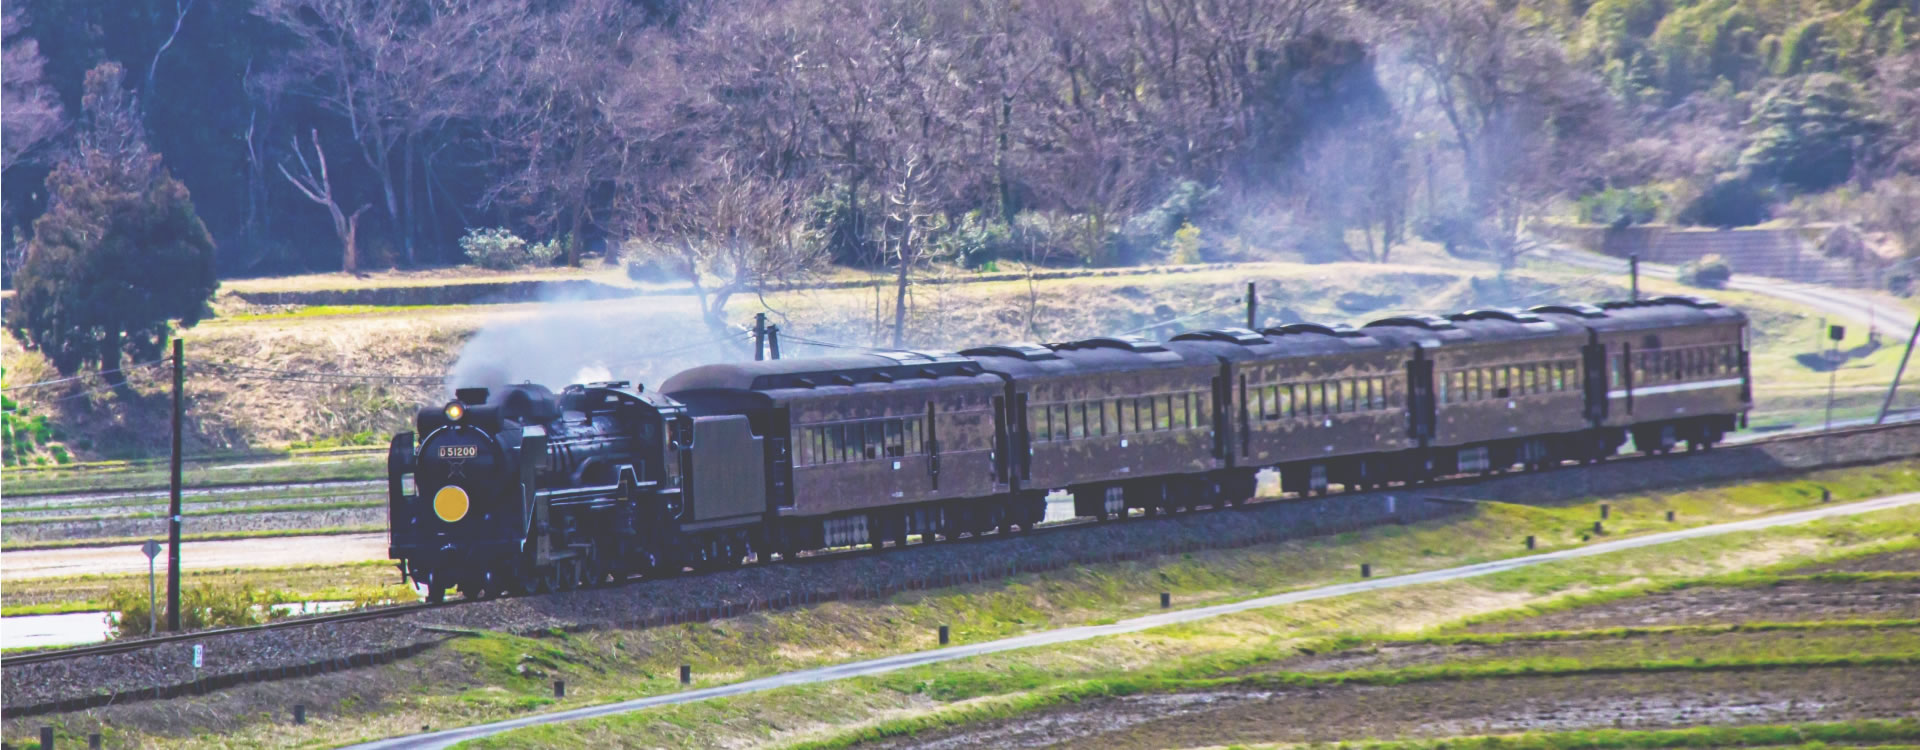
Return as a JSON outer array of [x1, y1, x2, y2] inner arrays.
[[344, 491, 1920, 750], [0, 533, 390, 581]]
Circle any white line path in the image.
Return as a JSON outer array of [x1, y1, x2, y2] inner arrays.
[[345, 491, 1920, 750]]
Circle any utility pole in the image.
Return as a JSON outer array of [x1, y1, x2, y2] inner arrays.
[[766, 325, 781, 360], [1629, 254, 1639, 301], [753, 313, 768, 361], [1878, 319, 1920, 424], [167, 338, 184, 631], [1246, 282, 1257, 330]]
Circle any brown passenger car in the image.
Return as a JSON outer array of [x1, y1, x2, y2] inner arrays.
[[661, 352, 1005, 551]]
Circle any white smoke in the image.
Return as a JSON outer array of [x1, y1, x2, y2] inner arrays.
[[445, 286, 742, 398]]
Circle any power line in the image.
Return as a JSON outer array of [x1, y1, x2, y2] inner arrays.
[[1, 358, 171, 392], [1113, 298, 1244, 337]]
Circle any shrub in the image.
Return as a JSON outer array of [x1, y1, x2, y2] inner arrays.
[[460, 227, 559, 270], [107, 583, 291, 638], [1169, 222, 1204, 264], [1679, 252, 1734, 288], [933, 211, 1017, 269], [1576, 187, 1663, 227]]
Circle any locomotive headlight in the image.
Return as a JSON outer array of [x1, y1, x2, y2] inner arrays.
[[444, 401, 465, 422], [433, 485, 471, 523]]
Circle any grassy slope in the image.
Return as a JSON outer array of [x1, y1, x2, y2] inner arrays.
[[466, 502, 1920, 749], [10, 459, 1913, 749]]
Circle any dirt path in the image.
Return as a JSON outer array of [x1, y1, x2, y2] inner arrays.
[[0, 533, 390, 581], [904, 666, 1920, 750]]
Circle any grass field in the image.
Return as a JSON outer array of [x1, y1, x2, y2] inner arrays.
[[6, 459, 1915, 749], [0, 561, 411, 615]]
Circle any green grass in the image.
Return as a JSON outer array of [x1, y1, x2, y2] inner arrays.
[[3, 500, 383, 527], [1, 560, 412, 615], [11, 483, 384, 514], [223, 304, 449, 322], [0, 525, 382, 551], [0, 457, 386, 497]]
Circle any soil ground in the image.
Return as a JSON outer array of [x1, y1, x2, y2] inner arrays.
[[1464, 578, 1920, 633], [1239, 624, 1920, 675], [1791, 547, 1920, 574], [881, 666, 1920, 750], [872, 551, 1920, 750]]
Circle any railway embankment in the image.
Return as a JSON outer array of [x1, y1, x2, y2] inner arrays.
[[3, 421, 1917, 733]]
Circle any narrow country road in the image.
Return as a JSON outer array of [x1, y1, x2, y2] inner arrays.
[[343, 491, 1920, 750], [0, 533, 390, 581], [1543, 246, 1917, 337]]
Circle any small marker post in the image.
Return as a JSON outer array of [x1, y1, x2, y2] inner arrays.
[[938, 625, 950, 645], [1360, 563, 1372, 578], [680, 665, 691, 684], [1160, 592, 1171, 609]]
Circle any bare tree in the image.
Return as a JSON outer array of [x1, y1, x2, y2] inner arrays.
[[2, 8, 65, 279], [484, 0, 654, 266], [628, 159, 826, 346], [254, 0, 508, 265], [1394, 0, 1611, 267], [279, 129, 371, 274], [884, 151, 941, 348], [144, 0, 199, 98], [2, 8, 63, 174]]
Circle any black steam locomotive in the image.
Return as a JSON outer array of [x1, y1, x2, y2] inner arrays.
[[388, 296, 1751, 601]]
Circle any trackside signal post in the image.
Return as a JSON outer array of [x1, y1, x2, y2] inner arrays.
[[142, 539, 161, 634], [168, 338, 184, 631]]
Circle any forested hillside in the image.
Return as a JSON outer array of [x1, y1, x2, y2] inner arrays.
[[2, 0, 1915, 283]]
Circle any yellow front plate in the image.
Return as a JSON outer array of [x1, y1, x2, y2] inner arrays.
[[433, 485, 470, 523]]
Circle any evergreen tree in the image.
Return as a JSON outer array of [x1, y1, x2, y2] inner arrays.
[[9, 63, 217, 382]]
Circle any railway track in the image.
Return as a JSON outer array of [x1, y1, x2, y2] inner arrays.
[[8, 416, 1913, 673]]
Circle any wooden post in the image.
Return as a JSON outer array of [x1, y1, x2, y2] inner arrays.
[[1630, 254, 1639, 300], [294, 704, 305, 725], [938, 625, 950, 645], [39, 727, 52, 750], [1360, 563, 1372, 578], [1600, 504, 1609, 519], [1246, 282, 1257, 329], [1160, 592, 1171, 609], [680, 665, 691, 684], [1666, 510, 1675, 522], [1525, 535, 1535, 550], [1593, 520, 1603, 535], [554, 680, 565, 698]]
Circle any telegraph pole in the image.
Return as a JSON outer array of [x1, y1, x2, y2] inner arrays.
[[766, 325, 781, 360], [753, 313, 768, 361], [1878, 319, 1920, 424], [1629, 254, 1639, 301], [167, 338, 184, 631]]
